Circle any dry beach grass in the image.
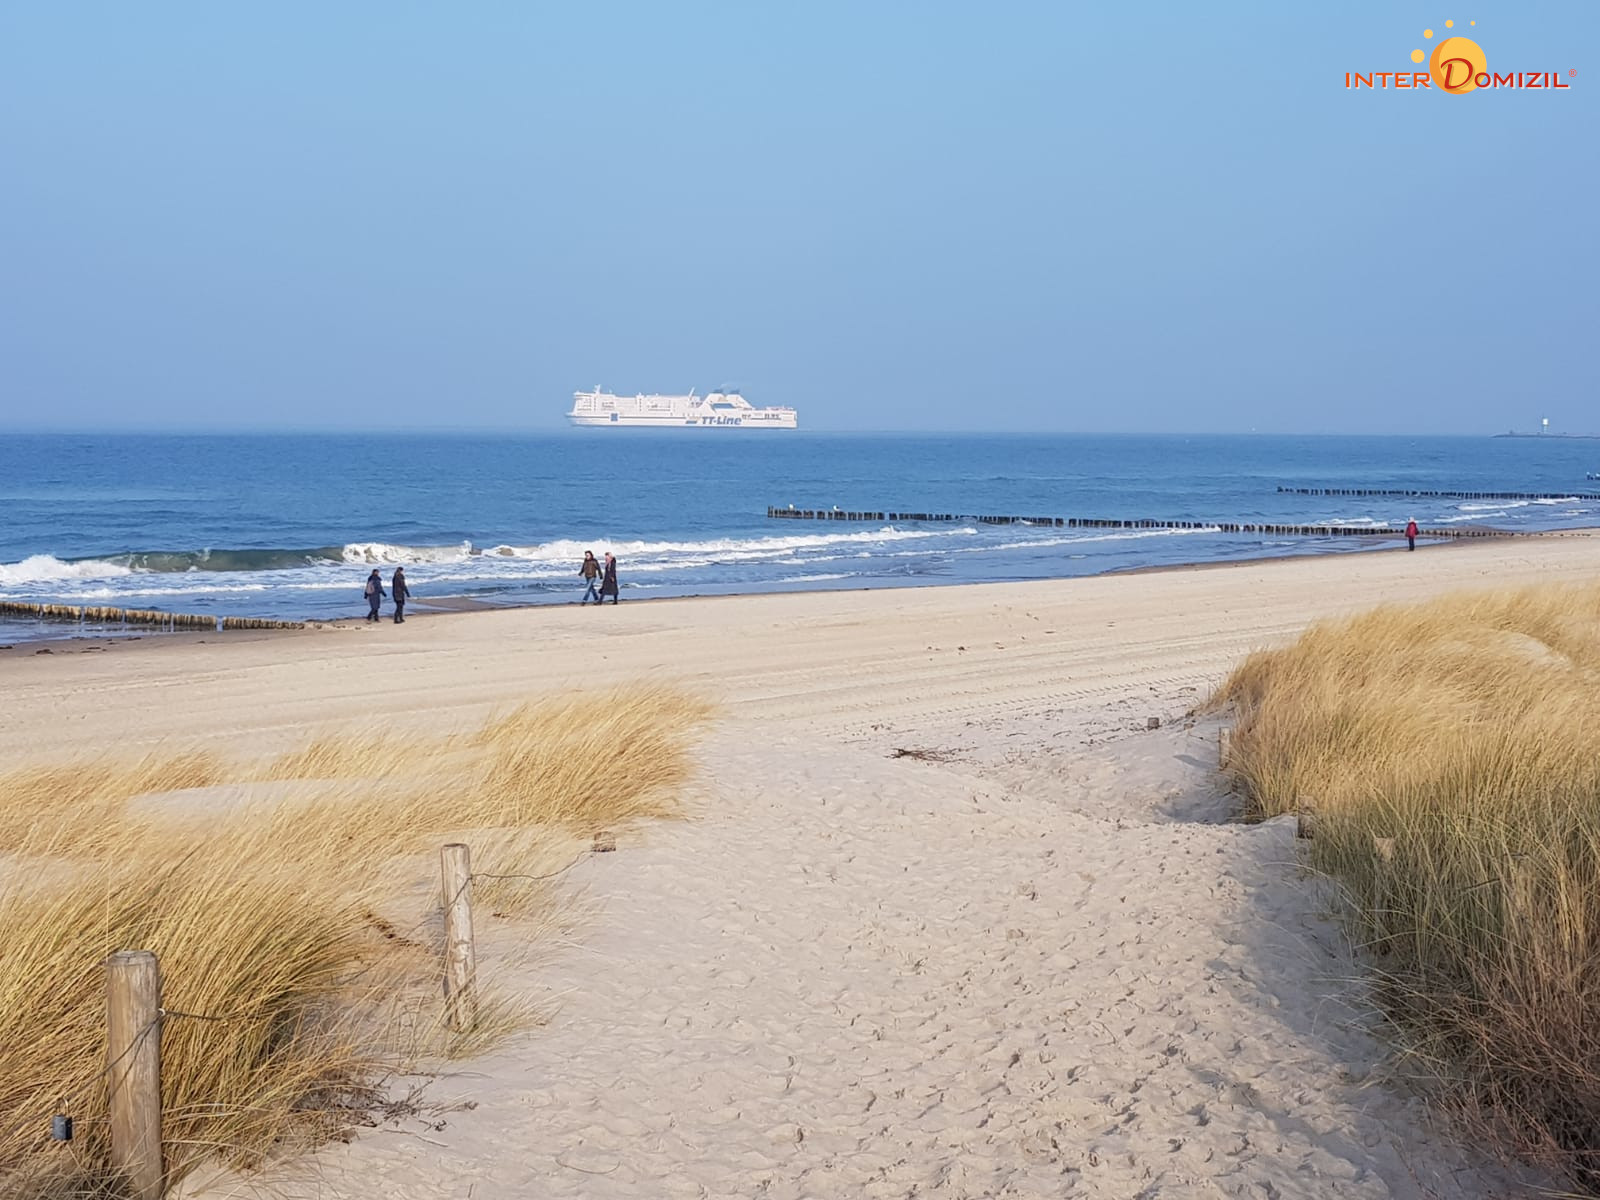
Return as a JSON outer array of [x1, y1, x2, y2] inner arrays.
[[1216, 581, 1600, 1188], [0, 685, 711, 1196]]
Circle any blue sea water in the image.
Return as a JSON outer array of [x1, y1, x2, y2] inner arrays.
[[1, 432, 1597, 641]]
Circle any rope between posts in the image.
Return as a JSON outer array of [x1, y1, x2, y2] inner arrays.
[[5, 1010, 166, 1150], [471, 859, 587, 886], [437, 855, 590, 913], [158, 1005, 264, 1024], [25, 846, 595, 1145]]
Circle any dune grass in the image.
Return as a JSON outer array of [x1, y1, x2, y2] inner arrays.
[[0, 684, 712, 1196], [1213, 582, 1600, 1187]]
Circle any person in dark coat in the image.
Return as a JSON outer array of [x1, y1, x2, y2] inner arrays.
[[1405, 518, 1419, 551], [391, 567, 411, 623], [598, 553, 619, 605], [580, 551, 602, 604], [363, 569, 385, 622]]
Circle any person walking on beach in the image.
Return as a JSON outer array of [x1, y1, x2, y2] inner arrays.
[[391, 567, 411, 623], [1405, 518, 1419, 552], [598, 552, 619, 605], [363, 569, 385, 622], [580, 550, 602, 604]]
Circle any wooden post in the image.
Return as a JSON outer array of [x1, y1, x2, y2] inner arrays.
[[1218, 727, 1232, 768], [440, 843, 478, 1032], [106, 950, 163, 1200], [1296, 797, 1317, 841]]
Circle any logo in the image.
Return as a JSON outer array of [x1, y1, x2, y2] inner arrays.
[[1345, 19, 1575, 93]]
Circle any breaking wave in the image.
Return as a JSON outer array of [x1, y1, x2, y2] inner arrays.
[[0, 547, 348, 583], [0, 529, 955, 586]]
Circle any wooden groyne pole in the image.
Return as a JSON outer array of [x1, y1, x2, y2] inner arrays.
[[764, 508, 1512, 539], [0, 601, 305, 630], [1275, 486, 1600, 501], [219, 616, 306, 631]]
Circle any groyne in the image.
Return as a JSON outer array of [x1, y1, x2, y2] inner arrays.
[[765, 508, 1511, 539], [1275, 487, 1600, 501], [0, 601, 304, 631]]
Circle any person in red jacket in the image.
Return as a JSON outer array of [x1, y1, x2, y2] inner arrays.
[[1405, 518, 1419, 551]]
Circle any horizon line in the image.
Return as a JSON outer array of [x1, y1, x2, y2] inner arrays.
[[0, 427, 1576, 439]]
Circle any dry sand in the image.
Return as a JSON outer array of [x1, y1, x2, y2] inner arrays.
[[6, 536, 1598, 1199]]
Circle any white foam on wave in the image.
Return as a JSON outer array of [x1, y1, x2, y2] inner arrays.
[[47, 583, 273, 600], [424, 567, 565, 585], [342, 541, 474, 565], [1433, 512, 1504, 524], [1456, 497, 1578, 513], [890, 526, 1224, 556], [4, 528, 968, 594], [313, 527, 979, 585], [1001, 526, 1222, 550], [483, 527, 964, 564], [0, 554, 135, 586]]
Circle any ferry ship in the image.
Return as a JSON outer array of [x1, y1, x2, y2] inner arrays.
[[568, 387, 798, 429]]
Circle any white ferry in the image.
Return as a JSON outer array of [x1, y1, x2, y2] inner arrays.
[[568, 387, 798, 429]]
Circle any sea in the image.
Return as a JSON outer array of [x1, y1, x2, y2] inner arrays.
[[1, 432, 1596, 643]]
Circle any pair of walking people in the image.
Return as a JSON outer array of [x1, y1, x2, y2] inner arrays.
[[580, 551, 619, 605], [363, 567, 411, 623]]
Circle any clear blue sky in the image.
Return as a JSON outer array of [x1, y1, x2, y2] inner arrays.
[[0, 2, 1593, 433]]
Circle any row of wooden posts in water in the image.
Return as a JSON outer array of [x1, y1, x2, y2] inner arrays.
[[765, 508, 1510, 539], [0, 600, 304, 630], [1276, 486, 1600, 501]]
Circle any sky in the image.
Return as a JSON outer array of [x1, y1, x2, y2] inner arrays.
[[0, 2, 1594, 434]]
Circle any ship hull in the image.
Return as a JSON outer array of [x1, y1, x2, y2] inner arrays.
[[568, 413, 798, 429]]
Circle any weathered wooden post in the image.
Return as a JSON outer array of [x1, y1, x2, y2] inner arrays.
[[106, 950, 163, 1200], [1218, 727, 1232, 768], [440, 843, 477, 1032]]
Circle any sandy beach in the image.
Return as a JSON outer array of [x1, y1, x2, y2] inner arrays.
[[6, 536, 1598, 1199]]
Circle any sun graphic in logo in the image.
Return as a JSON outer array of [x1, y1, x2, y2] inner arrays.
[[1412, 19, 1485, 93]]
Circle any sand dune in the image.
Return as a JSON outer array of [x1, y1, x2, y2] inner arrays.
[[8, 536, 1596, 1198]]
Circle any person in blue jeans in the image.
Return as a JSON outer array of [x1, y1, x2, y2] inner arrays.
[[579, 551, 602, 604]]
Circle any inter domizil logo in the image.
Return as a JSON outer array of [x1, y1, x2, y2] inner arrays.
[[1345, 19, 1574, 93]]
